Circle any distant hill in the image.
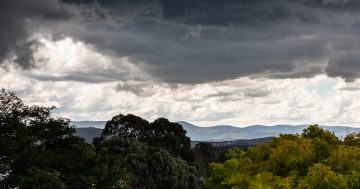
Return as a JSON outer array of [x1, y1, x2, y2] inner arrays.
[[72, 121, 360, 143], [72, 121, 106, 128], [179, 121, 360, 141], [74, 127, 102, 143], [72, 121, 105, 143]]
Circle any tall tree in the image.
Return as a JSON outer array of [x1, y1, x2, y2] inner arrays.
[[96, 137, 198, 189], [98, 114, 194, 161], [0, 89, 97, 188], [193, 142, 216, 180]]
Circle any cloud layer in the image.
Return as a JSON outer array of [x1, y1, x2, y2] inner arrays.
[[2, 0, 360, 125], [56, 0, 360, 83], [2, 0, 360, 83]]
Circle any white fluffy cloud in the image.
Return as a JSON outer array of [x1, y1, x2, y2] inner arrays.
[[1, 37, 360, 127]]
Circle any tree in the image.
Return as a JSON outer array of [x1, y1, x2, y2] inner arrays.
[[98, 114, 194, 162], [0, 89, 97, 188], [96, 137, 198, 189], [148, 118, 194, 162], [1, 90, 199, 188], [326, 145, 360, 174], [302, 124, 339, 145], [344, 133, 360, 147], [193, 142, 216, 180], [302, 124, 339, 161], [205, 125, 359, 189], [300, 164, 347, 189], [100, 114, 149, 140], [17, 168, 67, 189], [266, 137, 315, 176]]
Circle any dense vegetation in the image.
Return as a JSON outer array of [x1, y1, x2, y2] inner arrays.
[[205, 125, 360, 189], [0, 89, 199, 188], [3, 88, 360, 189]]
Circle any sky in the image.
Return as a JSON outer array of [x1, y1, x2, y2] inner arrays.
[[2, 0, 360, 127]]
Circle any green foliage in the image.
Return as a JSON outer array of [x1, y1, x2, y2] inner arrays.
[[300, 164, 347, 189], [149, 118, 194, 162], [98, 114, 194, 162], [205, 125, 360, 189], [193, 142, 217, 179], [17, 168, 67, 189], [9, 88, 360, 189], [267, 137, 315, 176], [302, 124, 339, 145], [101, 114, 149, 139], [344, 133, 360, 147], [97, 137, 198, 189], [0, 89, 97, 188], [347, 171, 360, 189], [326, 145, 360, 174], [1, 89, 198, 188], [96, 114, 199, 188]]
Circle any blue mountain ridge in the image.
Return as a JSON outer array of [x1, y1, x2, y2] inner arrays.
[[72, 121, 360, 142]]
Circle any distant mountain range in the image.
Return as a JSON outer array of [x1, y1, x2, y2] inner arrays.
[[178, 121, 360, 141], [72, 121, 360, 143]]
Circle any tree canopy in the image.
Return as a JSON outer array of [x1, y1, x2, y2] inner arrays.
[[5, 88, 360, 189], [98, 114, 194, 162], [205, 125, 360, 189], [0, 89, 97, 188], [0, 89, 199, 188], [96, 137, 197, 189]]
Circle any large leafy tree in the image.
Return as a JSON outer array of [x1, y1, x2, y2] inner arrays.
[[148, 118, 193, 161], [100, 114, 149, 140], [96, 137, 198, 189], [96, 114, 199, 188], [0, 89, 97, 188], [97, 114, 194, 162]]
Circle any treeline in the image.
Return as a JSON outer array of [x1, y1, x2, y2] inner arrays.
[[4, 88, 360, 189], [205, 125, 360, 189], [0, 89, 210, 188]]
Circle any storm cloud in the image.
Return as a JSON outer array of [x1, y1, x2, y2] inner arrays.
[[2, 0, 360, 83], [0, 0, 72, 68]]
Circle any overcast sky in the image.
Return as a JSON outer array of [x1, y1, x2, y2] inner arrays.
[[2, 0, 360, 126]]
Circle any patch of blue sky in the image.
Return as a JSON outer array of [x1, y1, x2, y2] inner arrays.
[[306, 80, 337, 96]]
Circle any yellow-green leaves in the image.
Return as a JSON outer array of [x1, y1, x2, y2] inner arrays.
[[205, 125, 360, 189]]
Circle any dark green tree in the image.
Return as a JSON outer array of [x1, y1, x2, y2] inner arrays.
[[100, 114, 149, 140], [0, 89, 97, 188], [302, 124, 340, 161], [17, 168, 67, 189], [98, 114, 194, 162], [302, 124, 339, 145], [193, 142, 216, 180], [148, 118, 194, 162], [96, 137, 198, 189], [344, 133, 360, 147]]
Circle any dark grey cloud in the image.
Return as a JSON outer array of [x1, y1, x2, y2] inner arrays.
[[243, 89, 270, 98], [3, 0, 360, 83], [338, 86, 360, 91], [115, 82, 144, 94], [326, 52, 360, 82], [13, 40, 44, 69], [114, 81, 161, 97], [0, 0, 72, 68], [54, 0, 360, 83]]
